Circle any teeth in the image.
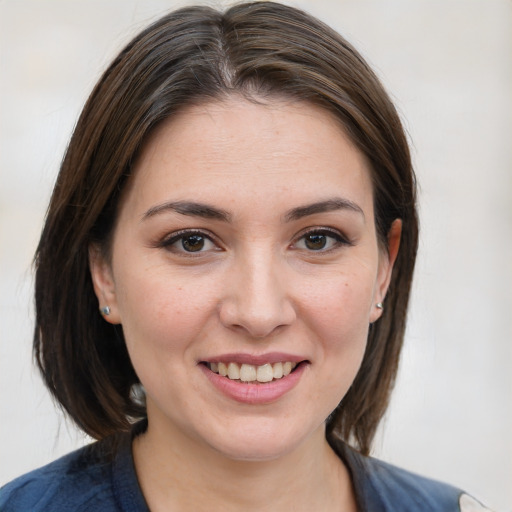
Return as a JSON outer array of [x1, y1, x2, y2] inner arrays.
[[256, 363, 273, 383], [218, 362, 228, 377], [227, 362, 240, 380], [272, 362, 283, 379], [240, 364, 257, 382], [208, 361, 298, 383]]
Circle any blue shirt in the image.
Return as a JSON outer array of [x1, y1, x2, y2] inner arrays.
[[0, 424, 482, 511]]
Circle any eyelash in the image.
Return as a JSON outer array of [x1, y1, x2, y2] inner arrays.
[[156, 227, 352, 256], [157, 229, 220, 255], [292, 228, 352, 253]]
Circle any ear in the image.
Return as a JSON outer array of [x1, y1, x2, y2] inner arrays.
[[89, 244, 121, 324], [370, 219, 402, 323]]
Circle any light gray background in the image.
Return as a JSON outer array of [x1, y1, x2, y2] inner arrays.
[[1, 1, 511, 510]]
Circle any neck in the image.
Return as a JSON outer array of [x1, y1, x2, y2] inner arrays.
[[132, 420, 356, 512]]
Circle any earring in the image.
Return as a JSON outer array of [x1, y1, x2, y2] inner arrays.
[[376, 302, 384, 310], [130, 383, 146, 407], [100, 306, 111, 316]]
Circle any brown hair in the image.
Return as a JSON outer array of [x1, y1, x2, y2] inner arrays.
[[34, 1, 418, 455]]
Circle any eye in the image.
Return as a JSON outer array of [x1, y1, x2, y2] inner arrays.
[[160, 230, 219, 254], [293, 229, 350, 252]]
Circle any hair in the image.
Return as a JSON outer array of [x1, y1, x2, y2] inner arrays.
[[34, 1, 418, 456]]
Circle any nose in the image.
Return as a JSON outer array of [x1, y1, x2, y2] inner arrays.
[[219, 250, 296, 338]]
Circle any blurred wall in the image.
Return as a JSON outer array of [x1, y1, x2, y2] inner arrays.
[[1, 1, 510, 509]]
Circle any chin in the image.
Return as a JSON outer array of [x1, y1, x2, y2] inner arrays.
[[201, 418, 322, 463], [212, 439, 299, 462]]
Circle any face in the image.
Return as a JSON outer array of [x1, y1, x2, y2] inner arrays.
[[90, 97, 399, 461]]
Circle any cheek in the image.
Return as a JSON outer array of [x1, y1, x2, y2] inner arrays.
[[304, 270, 375, 337], [298, 276, 373, 420], [114, 266, 219, 356], [303, 271, 374, 389]]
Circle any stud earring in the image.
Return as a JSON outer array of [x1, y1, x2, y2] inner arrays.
[[100, 306, 111, 316], [376, 302, 384, 310]]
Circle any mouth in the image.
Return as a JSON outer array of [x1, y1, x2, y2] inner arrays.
[[203, 361, 302, 384], [199, 356, 309, 404]]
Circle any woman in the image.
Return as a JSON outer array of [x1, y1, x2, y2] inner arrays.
[[0, 2, 490, 511]]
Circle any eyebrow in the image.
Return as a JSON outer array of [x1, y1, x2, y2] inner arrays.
[[142, 201, 232, 222], [284, 198, 365, 222], [141, 197, 364, 223]]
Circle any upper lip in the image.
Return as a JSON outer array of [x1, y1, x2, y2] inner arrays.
[[200, 352, 308, 366]]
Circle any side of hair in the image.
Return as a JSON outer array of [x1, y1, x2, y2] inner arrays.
[[34, 1, 418, 454]]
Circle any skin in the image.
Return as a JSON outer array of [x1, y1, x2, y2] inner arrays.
[[90, 96, 400, 511]]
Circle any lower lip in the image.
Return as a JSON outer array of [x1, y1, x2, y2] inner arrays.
[[200, 363, 307, 405]]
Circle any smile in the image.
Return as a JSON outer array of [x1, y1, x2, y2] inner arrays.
[[200, 358, 308, 404], [206, 361, 298, 383]]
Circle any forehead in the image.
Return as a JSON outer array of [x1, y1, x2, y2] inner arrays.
[[124, 97, 374, 216]]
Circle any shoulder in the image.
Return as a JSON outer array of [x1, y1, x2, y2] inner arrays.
[[332, 439, 492, 512], [360, 454, 462, 510], [0, 440, 117, 512]]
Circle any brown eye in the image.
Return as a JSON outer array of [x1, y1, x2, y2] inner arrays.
[[160, 230, 218, 254], [181, 235, 205, 252], [293, 229, 350, 252], [304, 234, 327, 250]]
